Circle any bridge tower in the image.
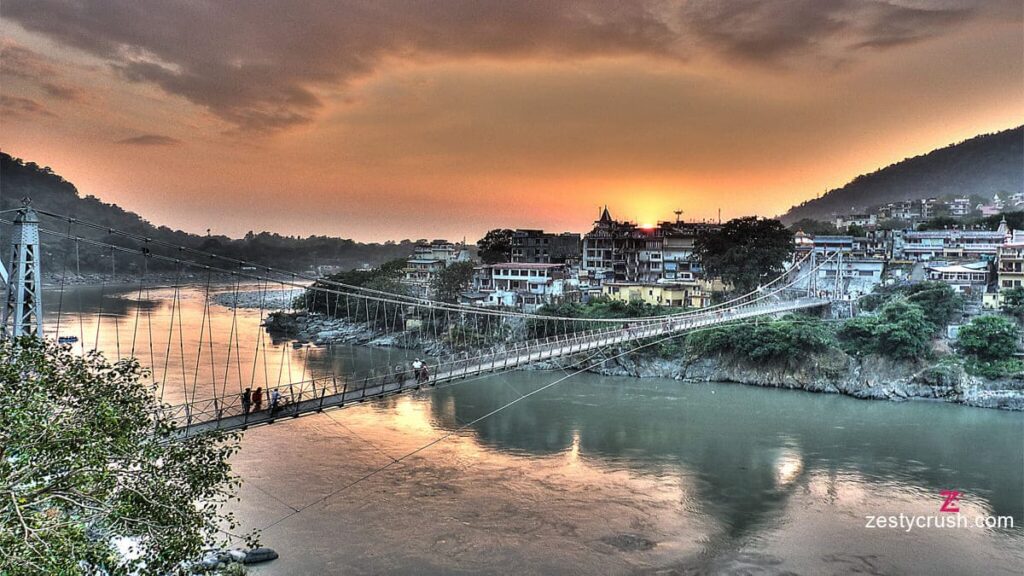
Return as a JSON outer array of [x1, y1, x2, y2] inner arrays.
[[2, 201, 44, 339]]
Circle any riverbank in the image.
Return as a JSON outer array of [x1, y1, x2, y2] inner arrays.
[[262, 310, 1024, 411], [536, 347, 1024, 411]]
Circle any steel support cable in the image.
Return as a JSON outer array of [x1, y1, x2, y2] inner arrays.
[[22, 220, 812, 326], [24, 212, 817, 324]]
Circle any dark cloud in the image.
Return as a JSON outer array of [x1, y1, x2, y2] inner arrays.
[[681, 0, 977, 63], [115, 134, 181, 146], [2, 1, 1010, 132], [2, 40, 88, 102], [41, 82, 85, 101], [0, 95, 56, 117]]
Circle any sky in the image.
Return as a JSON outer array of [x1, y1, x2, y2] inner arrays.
[[1, 1, 1022, 242]]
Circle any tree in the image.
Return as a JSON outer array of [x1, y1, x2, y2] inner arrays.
[[0, 339, 250, 575], [1000, 287, 1024, 319], [476, 229, 514, 264], [431, 261, 476, 303], [904, 281, 963, 331], [917, 216, 959, 230], [873, 298, 934, 360], [696, 216, 794, 294], [957, 315, 1019, 361], [845, 224, 867, 237], [788, 218, 837, 236]]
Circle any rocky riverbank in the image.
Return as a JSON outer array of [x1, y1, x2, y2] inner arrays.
[[536, 347, 1024, 411], [258, 311, 1024, 410]]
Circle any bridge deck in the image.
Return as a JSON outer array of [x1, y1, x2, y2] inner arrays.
[[172, 297, 828, 435]]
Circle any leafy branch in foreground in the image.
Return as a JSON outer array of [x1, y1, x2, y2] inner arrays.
[[0, 338, 253, 575]]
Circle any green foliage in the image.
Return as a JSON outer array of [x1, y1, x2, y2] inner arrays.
[[303, 259, 410, 327], [916, 216, 960, 230], [788, 218, 837, 235], [903, 282, 963, 330], [695, 216, 795, 294], [957, 315, 1019, 361], [836, 316, 878, 356], [528, 299, 685, 338], [845, 224, 867, 237], [476, 229, 514, 264], [964, 358, 1024, 379], [873, 299, 934, 359], [780, 127, 1023, 223], [861, 281, 961, 333], [0, 338, 250, 575], [1000, 287, 1024, 318], [977, 211, 1024, 231], [839, 298, 933, 360], [430, 261, 476, 303], [685, 317, 836, 363]]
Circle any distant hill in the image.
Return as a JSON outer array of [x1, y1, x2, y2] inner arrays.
[[780, 126, 1024, 223], [0, 151, 417, 274]]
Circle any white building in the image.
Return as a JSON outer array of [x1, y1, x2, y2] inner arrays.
[[468, 263, 578, 312], [926, 261, 990, 294]]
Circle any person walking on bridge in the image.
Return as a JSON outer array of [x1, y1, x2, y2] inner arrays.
[[241, 387, 252, 415], [253, 386, 263, 412], [270, 388, 281, 415], [412, 358, 424, 381]]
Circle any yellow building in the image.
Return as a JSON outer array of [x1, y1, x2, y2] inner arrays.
[[602, 282, 710, 308]]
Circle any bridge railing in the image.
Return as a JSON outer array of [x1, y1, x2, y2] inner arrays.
[[166, 296, 827, 431]]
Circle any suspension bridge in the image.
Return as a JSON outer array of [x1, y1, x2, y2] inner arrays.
[[0, 203, 840, 436]]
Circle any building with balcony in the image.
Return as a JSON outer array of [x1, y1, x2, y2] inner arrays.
[[510, 229, 581, 264]]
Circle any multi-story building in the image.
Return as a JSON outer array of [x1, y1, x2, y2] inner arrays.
[[403, 240, 472, 297], [996, 241, 1024, 291], [581, 207, 717, 291], [949, 197, 972, 217], [467, 262, 579, 312], [894, 222, 1008, 261], [601, 281, 709, 308], [510, 229, 581, 264], [834, 213, 878, 231]]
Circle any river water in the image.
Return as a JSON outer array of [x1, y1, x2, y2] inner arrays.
[[47, 284, 1024, 575]]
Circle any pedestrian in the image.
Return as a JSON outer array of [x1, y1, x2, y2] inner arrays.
[[420, 363, 431, 384], [394, 363, 406, 383], [241, 387, 252, 415], [253, 386, 263, 412], [412, 357, 424, 381], [270, 388, 281, 415]]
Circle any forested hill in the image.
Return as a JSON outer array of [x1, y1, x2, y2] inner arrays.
[[780, 126, 1024, 223], [0, 151, 416, 274]]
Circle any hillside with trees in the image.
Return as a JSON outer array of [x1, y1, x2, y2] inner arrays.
[[0, 151, 417, 274], [780, 126, 1023, 223]]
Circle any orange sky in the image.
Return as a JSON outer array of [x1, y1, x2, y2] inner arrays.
[[1, 1, 1022, 242]]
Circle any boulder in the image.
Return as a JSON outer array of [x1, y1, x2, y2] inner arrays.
[[243, 547, 280, 565]]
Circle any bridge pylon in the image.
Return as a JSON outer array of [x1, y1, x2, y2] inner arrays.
[[1, 201, 44, 339]]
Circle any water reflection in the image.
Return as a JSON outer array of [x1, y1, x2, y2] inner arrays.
[[426, 373, 1024, 539]]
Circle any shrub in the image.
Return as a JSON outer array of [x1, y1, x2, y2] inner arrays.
[[957, 315, 1020, 361]]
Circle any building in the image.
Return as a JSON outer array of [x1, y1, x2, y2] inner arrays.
[[926, 261, 990, 294], [468, 262, 579, 312], [852, 229, 892, 260], [581, 206, 717, 290], [834, 213, 877, 231], [403, 240, 472, 297], [808, 235, 854, 255], [949, 197, 972, 217], [510, 229, 581, 264], [996, 242, 1024, 291], [601, 281, 705, 308], [894, 220, 1008, 261]]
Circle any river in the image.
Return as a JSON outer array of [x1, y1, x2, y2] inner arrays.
[[47, 284, 1024, 575]]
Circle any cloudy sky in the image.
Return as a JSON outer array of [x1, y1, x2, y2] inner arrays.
[[1, 1, 1021, 241]]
